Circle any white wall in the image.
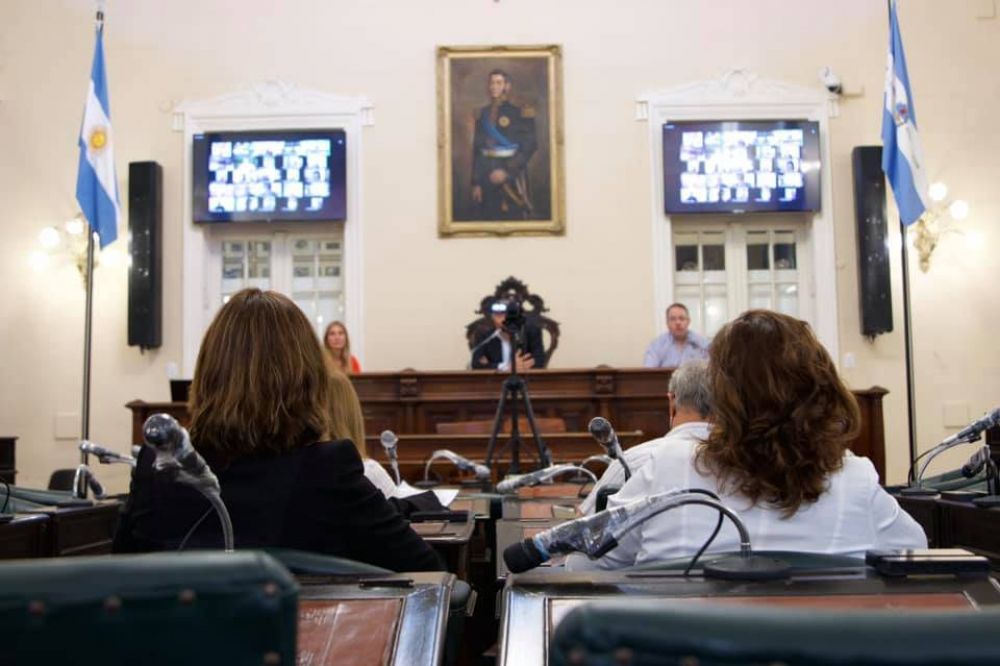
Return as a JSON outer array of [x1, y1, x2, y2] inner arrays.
[[1, 0, 997, 491]]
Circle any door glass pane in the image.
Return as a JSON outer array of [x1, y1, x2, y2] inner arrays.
[[748, 283, 772, 310], [774, 231, 797, 270], [289, 230, 346, 337], [703, 285, 728, 337], [221, 239, 271, 297], [776, 283, 799, 316], [746, 231, 769, 270]]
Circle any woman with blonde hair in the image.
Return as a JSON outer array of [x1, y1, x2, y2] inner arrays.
[[327, 369, 397, 498], [569, 309, 925, 570], [114, 288, 441, 571], [323, 320, 361, 374]]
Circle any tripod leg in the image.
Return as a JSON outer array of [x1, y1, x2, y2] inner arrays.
[[519, 383, 552, 468], [484, 381, 511, 469]]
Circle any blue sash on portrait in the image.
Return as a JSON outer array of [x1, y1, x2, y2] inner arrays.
[[480, 108, 519, 151]]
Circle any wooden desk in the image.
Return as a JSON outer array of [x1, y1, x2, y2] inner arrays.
[[496, 519, 565, 580], [412, 512, 476, 579], [127, 369, 888, 479], [498, 567, 1000, 666], [895, 494, 1000, 567], [298, 571, 453, 666], [0, 501, 120, 559], [0, 514, 47, 560]]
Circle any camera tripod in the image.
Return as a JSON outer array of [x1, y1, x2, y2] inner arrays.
[[483, 325, 553, 474]]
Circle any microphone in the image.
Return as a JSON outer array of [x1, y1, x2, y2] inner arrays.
[[581, 454, 613, 469], [72, 465, 106, 500], [380, 430, 401, 485], [961, 445, 991, 478], [495, 464, 598, 494], [502, 489, 789, 580], [142, 413, 233, 552], [424, 449, 491, 481], [588, 417, 632, 480], [941, 408, 1000, 447], [79, 440, 137, 467], [468, 329, 501, 368], [143, 414, 221, 494]]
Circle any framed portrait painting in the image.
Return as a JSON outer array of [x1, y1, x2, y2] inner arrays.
[[437, 45, 565, 236]]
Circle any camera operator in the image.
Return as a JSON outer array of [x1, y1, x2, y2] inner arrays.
[[471, 298, 547, 370]]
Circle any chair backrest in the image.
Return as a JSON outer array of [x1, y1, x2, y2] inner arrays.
[[47, 469, 77, 492], [466, 276, 561, 364], [436, 417, 566, 435], [0, 550, 297, 665], [550, 598, 1000, 666]]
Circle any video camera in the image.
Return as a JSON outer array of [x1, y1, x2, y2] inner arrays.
[[491, 299, 526, 334]]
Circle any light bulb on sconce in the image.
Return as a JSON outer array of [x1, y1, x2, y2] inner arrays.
[[910, 181, 971, 272], [33, 213, 105, 285]]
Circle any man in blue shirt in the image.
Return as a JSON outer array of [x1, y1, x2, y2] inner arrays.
[[642, 303, 710, 368]]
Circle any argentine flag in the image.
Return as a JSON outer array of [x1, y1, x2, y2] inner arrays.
[[76, 22, 120, 248], [881, 0, 929, 226]]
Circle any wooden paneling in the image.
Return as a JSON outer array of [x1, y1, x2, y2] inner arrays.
[[127, 368, 887, 480]]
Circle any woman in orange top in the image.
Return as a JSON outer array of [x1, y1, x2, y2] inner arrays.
[[323, 320, 361, 374]]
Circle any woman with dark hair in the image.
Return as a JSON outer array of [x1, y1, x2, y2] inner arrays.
[[114, 288, 442, 571], [567, 309, 925, 570], [323, 320, 361, 374]]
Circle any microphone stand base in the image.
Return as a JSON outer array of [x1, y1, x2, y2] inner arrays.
[[971, 495, 1000, 509], [898, 487, 939, 497], [702, 555, 791, 581], [413, 480, 440, 489]]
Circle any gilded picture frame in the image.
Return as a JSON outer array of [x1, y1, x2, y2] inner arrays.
[[437, 45, 565, 236]]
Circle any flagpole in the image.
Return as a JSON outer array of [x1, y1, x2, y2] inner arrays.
[[79, 5, 105, 470], [899, 219, 918, 463], [80, 231, 96, 465]]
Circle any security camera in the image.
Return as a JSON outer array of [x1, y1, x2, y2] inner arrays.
[[819, 66, 843, 95]]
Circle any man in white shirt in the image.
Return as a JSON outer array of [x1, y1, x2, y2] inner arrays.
[[579, 360, 712, 515]]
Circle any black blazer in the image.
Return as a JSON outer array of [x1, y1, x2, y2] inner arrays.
[[471, 321, 546, 370], [113, 440, 443, 572]]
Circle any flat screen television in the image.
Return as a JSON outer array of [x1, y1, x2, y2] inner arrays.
[[662, 120, 821, 215], [192, 129, 347, 223]]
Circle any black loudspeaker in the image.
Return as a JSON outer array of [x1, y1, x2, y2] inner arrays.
[[852, 146, 893, 339], [128, 161, 163, 349]]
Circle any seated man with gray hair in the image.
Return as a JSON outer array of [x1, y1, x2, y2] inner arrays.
[[578, 360, 712, 515]]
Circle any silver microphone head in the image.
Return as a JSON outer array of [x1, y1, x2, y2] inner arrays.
[[380, 430, 398, 451], [588, 416, 614, 447], [143, 413, 186, 453]]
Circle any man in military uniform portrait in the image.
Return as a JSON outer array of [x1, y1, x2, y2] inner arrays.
[[438, 45, 563, 234], [471, 69, 537, 220]]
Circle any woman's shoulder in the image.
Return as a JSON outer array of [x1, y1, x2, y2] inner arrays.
[[295, 439, 365, 473]]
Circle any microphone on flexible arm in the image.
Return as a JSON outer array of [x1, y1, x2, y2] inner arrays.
[[142, 413, 234, 552], [495, 464, 598, 494], [581, 454, 613, 469], [468, 329, 501, 369], [502, 489, 791, 580], [908, 408, 1000, 494], [79, 441, 137, 467], [72, 465, 107, 500], [423, 450, 491, 482], [380, 430, 401, 485], [588, 416, 632, 480]]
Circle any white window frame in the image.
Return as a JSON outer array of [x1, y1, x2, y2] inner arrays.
[[175, 82, 373, 375], [637, 69, 840, 362], [672, 218, 813, 336]]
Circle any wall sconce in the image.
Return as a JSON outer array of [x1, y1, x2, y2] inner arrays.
[[910, 182, 969, 272], [29, 213, 125, 285]]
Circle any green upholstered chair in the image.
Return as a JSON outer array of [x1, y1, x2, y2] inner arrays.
[[0, 550, 297, 665], [550, 598, 1000, 666]]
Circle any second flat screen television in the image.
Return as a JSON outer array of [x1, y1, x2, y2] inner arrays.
[[192, 129, 347, 224], [663, 120, 821, 215]]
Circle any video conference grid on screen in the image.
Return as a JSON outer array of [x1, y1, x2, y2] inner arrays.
[[207, 138, 334, 215], [662, 121, 821, 214]]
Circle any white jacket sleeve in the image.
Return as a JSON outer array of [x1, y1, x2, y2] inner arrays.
[[869, 482, 929, 549]]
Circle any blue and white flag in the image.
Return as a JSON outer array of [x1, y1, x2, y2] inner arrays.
[[881, 0, 928, 226], [75, 22, 120, 248]]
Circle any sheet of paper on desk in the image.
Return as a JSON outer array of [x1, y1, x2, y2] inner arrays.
[[392, 481, 459, 507]]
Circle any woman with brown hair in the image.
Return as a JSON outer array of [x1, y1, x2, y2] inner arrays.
[[114, 288, 441, 571], [323, 320, 361, 374], [568, 309, 925, 570]]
